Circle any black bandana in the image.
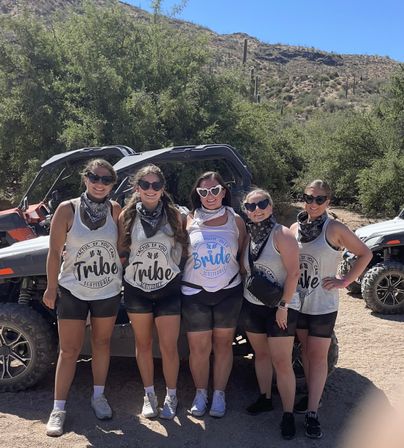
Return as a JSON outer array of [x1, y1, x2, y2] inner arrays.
[[80, 192, 110, 230], [246, 215, 277, 261], [136, 200, 165, 238], [297, 211, 328, 243]]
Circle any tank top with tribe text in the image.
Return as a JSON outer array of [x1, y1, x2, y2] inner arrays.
[[296, 218, 340, 315], [58, 200, 122, 301], [124, 215, 182, 292], [182, 207, 241, 295], [243, 224, 300, 310]]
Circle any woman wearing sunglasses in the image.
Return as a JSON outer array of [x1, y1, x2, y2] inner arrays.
[[290, 180, 371, 439], [118, 164, 188, 420], [241, 189, 300, 440], [181, 171, 246, 418], [43, 159, 122, 437]]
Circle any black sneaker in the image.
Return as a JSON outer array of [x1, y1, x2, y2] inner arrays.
[[294, 395, 323, 414], [280, 412, 296, 440], [246, 394, 273, 415], [305, 411, 323, 439]]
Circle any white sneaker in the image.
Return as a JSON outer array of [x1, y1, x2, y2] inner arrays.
[[46, 409, 66, 437], [91, 394, 112, 420], [209, 390, 226, 418], [190, 390, 208, 417], [142, 392, 158, 418], [160, 394, 178, 420]]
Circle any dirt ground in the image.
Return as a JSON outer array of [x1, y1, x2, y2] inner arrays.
[[1, 206, 403, 448]]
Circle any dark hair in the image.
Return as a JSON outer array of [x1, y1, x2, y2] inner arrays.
[[305, 179, 332, 198], [121, 164, 188, 249], [81, 159, 117, 184], [190, 171, 232, 211]]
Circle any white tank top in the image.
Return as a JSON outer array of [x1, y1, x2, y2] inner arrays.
[[296, 218, 340, 314], [124, 215, 182, 292], [182, 207, 241, 295], [58, 200, 122, 300], [243, 225, 300, 310]]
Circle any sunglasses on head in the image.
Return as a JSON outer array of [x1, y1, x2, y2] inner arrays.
[[244, 198, 270, 212], [86, 171, 114, 186], [138, 179, 164, 191], [303, 193, 328, 205], [196, 185, 224, 198]]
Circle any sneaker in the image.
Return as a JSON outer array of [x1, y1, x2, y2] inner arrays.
[[246, 394, 273, 415], [305, 411, 323, 439], [91, 394, 112, 420], [142, 392, 158, 418], [294, 395, 322, 414], [209, 390, 226, 418], [46, 409, 66, 437], [190, 390, 208, 417], [280, 412, 296, 440], [160, 394, 178, 420]]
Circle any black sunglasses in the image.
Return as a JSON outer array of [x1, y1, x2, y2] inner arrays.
[[86, 171, 114, 186], [138, 179, 164, 191], [244, 198, 270, 212], [303, 193, 328, 205]]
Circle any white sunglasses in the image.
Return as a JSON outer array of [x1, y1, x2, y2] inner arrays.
[[196, 185, 224, 198]]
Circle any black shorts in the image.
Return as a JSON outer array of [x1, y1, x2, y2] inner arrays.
[[123, 277, 181, 317], [56, 285, 121, 320], [181, 284, 243, 332], [296, 311, 338, 338], [240, 299, 299, 337]]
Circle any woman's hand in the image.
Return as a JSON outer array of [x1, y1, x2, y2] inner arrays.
[[42, 288, 57, 309], [322, 276, 347, 290], [276, 307, 288, 329]]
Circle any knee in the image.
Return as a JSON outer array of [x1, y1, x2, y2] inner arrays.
[[213, 336, 233, 354], [136, 339, 153, 355], [159, 342, 179, 360], [189, 340, 211, 359], [91, 335, 112, 350], [253, 348, 271, 363], [272, 355, 292, 374], [59, 345, 81, 360]]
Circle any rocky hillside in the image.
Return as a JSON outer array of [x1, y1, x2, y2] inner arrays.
[[1, 0, 400, 115]]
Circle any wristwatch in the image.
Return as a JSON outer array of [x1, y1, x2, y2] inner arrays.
[[278, 300, 289, 309]]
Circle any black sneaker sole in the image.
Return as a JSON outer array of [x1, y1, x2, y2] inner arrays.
[[305, 430, 323, 439]]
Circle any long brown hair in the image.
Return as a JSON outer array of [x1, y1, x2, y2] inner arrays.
[[189, 171, 232, 212], [121, 164, 188, 250]]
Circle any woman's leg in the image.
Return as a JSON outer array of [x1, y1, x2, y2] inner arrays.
[[128, 312, 154, 387], [54, 319, 86, 400], [187, 330, 213, 389], [155, 315, 181, 389], [212, 327, 236, 391], [268, 336, 295, 412], [246, 331, 273, 397], [90, 315, 117, 386], [296, 328, 310, 383], [306, 336, 331, 412]]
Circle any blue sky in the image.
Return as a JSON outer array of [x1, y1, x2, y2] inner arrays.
[[127, 0, 404, 61]]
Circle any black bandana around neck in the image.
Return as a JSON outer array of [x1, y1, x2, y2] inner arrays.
[[80, 192, 110, 230], [136, 200, 165, 238], [297, 211, 328, 243], [246, 215, 277, 261]]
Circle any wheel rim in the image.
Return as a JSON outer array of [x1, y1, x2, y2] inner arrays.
[[376, 272, 404, 307], [0, 325, 32, 380]]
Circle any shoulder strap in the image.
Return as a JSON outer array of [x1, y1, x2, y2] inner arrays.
[[181, 272, 238, 291]]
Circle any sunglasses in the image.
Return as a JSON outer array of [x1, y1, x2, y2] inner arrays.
[[303, 193, 328, 205], [244, 198, 270, 212], [196, 185, 224, 198], [86, 172, 114, 186], [138, 179, 164, 191]]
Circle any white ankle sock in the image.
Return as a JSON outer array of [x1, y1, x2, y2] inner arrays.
[[144, 385, 155, 395], [53, 400, 66, 411], [166, 387, 176, 397], [196, 388, 208, 397], [93, 385, 105, 400]]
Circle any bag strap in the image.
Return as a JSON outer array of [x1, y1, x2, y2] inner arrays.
[[181, 272, 239, 291], [248, 233, 270, 273]]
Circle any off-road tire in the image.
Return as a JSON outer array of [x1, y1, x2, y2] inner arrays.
[[0, 303, 57, 391], [361, 262, 404, 314], [293, 331, 339, 390], [338, 260, 362, 295]]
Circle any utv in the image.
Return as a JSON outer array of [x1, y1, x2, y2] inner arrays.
[[0, 144, 337, 392], [340, 209, 404, 314], [0, 145, 136, 249]]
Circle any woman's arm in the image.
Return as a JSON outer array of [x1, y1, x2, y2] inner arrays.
[[117, 210, 130, 264], [42, 202, 72, 309], [323, 220, 372, 290], [235, 214, 247, 256]]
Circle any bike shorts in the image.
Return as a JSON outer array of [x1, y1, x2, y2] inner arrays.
[[296, 311, 338, 338]]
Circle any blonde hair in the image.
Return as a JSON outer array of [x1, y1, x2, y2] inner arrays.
[[305, 179, 332, 198]]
